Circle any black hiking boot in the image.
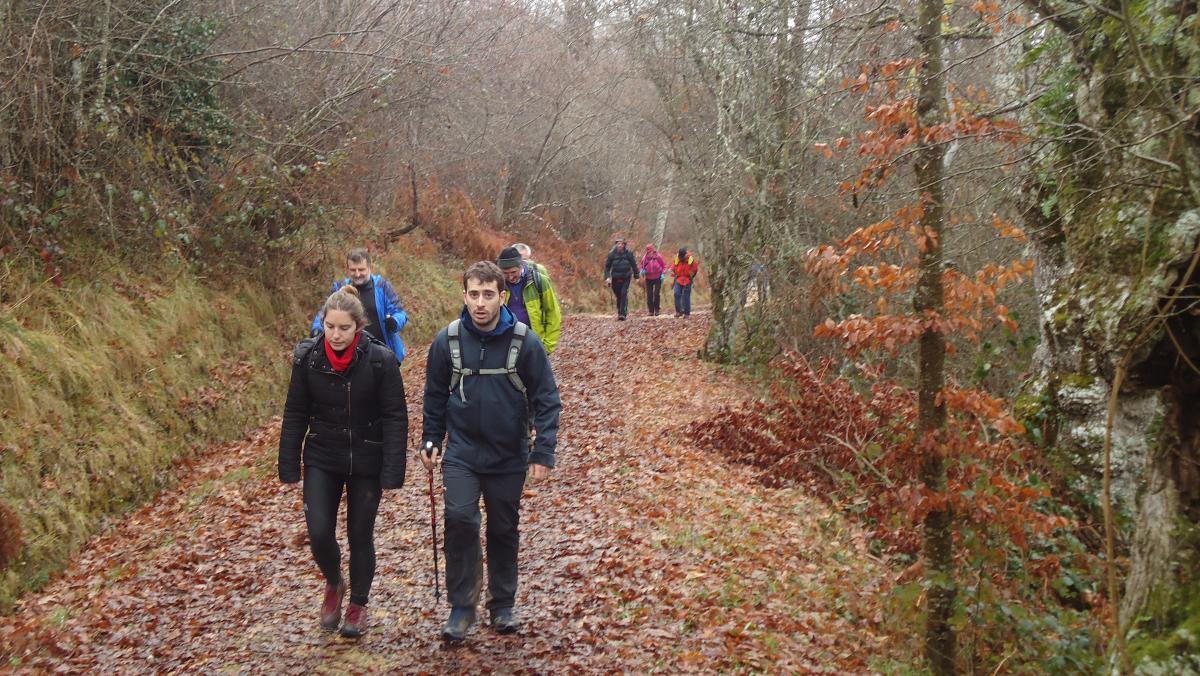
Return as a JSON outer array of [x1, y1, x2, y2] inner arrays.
[[490, 607, 520, 635], [442, 606, 475, 643]]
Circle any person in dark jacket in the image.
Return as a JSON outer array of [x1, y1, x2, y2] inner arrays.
[[421, 261, 561, 642], [603, 237, 639, 320], [279, 285, 408, 639]]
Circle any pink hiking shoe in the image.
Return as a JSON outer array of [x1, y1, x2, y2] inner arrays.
[[319, 581, 346, 631], [340, 603, 368, 638]]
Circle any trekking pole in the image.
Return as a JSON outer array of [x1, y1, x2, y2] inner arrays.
[[424, 441, 441, 601]]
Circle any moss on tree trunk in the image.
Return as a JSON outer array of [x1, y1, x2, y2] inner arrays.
[[1019, 0, 1200, 666]]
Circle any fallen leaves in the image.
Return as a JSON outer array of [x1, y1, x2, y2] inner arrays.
[[0, 311, 891, 673]]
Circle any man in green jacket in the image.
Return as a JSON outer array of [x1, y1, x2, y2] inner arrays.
[[497, 246, 561, 355]]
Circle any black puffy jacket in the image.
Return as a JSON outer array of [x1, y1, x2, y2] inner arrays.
[[278, 333, 408, 488], [604, 247, 639, 281]]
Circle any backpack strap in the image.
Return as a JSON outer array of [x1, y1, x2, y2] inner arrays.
[[448, 319, 470, 400], [363, 334, 387, 381], [448, 321, 528, 403], [529, 266, 544, 296], [529, 269, 548, 333], [504, 322, 527, 395], [294, 335, 320, 365]]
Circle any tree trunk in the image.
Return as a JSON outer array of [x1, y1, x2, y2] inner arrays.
[[495, 163, 510, 225], [914, 0, 954, 670], [1016, 0, 1200, 666], [651, 164, 673, 249]]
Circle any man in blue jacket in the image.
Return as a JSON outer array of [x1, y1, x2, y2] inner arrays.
[[311, 248, 409, 363], [421, 261, 561, 642]]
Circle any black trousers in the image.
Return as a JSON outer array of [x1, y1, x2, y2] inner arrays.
[[645, 278, 662, 315], [611, 277, 631, 318], [442, 463, 525, 611], [303, 465, 382, 606]]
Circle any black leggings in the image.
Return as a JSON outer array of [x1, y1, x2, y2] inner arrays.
[[303, 465, 382, 606], [645, 278, 662, 314]]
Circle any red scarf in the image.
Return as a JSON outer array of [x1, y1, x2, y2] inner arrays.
[[323, 332, 360, 373]]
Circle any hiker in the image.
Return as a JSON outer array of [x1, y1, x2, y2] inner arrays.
[[513, 242, 533, 262], [671, 246, 700, 317], [311, 248, 409, 364], [603, 236, 639, 321], [279, 285, 408, 639], [497, 245, 561, 355], [420, 261, 561, 642], [640, 243, 668, 317]]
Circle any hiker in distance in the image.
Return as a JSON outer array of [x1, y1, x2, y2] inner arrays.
[[279, 285, 408, 638], [497, 245, 562, 356], [603, 236, 639, 321], [420, 261, 561, 643], [640, 243, 668, 317], [671, 246, 700, 318], [311, 248, 410, 364]]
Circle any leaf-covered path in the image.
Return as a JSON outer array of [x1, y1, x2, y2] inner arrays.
[[1, 312, 892, 673]]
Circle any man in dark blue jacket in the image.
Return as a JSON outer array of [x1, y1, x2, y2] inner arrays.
[[311, 248, 409, 363], [603, 236, 639, 320], [421, 261, 561, 642]]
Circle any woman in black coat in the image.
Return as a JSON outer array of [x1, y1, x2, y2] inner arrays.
[[278, 285, 407, 638]]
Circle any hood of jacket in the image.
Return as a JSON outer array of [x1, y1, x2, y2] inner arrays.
[[461, 304, 517, 338]]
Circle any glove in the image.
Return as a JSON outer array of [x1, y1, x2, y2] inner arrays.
[[385, 315, 398, 332]]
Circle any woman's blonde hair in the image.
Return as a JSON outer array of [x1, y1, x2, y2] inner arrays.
[[322, 285, 369, 328]]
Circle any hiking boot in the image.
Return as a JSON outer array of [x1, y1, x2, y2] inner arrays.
[[441, 606, 476, 642], [490, 607, 520, 635], [618, 315, 626, 321], [340, 603, 368, 638], [319, 580, 346, 631]]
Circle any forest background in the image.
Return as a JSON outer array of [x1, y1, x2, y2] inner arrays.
[[0, 0, 1196, 672]]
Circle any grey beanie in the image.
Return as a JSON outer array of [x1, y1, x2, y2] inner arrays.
[[497, 246, 523, 269]]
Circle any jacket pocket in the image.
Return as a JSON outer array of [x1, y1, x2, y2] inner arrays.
[[358, 438, 383, 456]]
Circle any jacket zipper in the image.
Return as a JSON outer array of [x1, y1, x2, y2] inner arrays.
[[332, 364, 353, 476], [314, 347, 355, 475]]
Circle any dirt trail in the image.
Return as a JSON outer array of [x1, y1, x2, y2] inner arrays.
[[0, 312, 890, 673]]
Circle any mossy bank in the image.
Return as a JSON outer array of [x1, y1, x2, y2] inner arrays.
[[0, 245, 463, 612]]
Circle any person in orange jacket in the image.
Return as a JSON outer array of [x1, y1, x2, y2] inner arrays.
[[671, 247, 699, 317]]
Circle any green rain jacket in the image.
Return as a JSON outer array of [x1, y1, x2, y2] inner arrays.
[[514, 263, 561, 355]]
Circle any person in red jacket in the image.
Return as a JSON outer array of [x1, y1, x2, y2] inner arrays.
[[671, 247, 699, 317]]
